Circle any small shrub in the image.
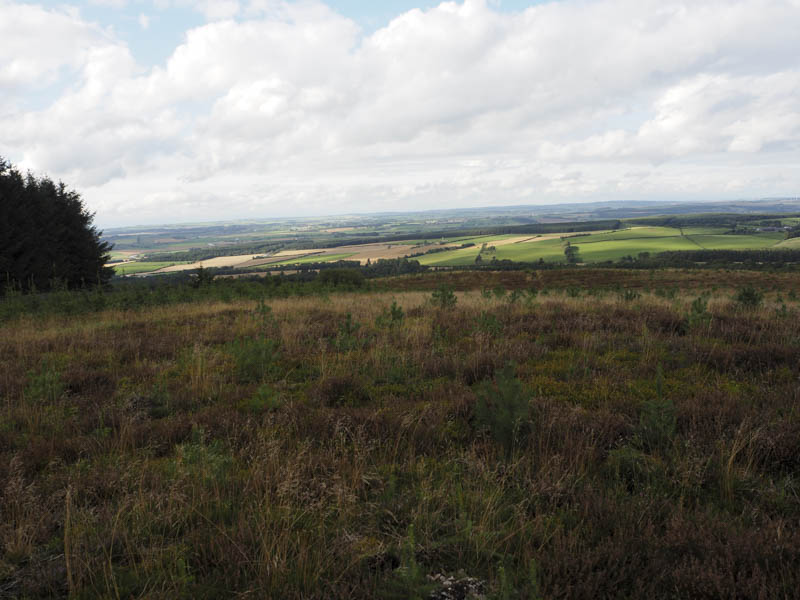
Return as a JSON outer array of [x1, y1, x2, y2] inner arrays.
[[508, 289, 524, 304], [192, 265, 215, 287], [734, 285, 763, 310], [620, 289, 641, 302], [254, 298, 278, 335], [25, 359, 64, 404], [336, 312, 362, 351], [495, 561, 516, 600], [636, 366, 676, 453], [473, 364, 529, 457], [227, 337, 280, 383], [431, 285, 457, 310], [314, 374, 370, 407], [475, 311, 503, 337], [691, 294, 709, 315], [169, 426, 233, 487], [688, 293, 711, 328], [242, 384, 283, 413], [527, 559, 543, 600], [376, 301, 404, 328], [606, 445, 662, 489], [389, 300, 404, 323], [382, 525, 436, 600]]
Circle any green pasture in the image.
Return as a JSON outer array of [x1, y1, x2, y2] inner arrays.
[[687, 233, 784, 250], [775, 237, 800, 249], [266, 253, 356, 267], [565, 231, 782, 261], [679, 227, 732, 235], [571, 237, 700, 261], [418, 246, 482, 266], [491, 238, 573, 263], [456, 234, 525, 244], [417, 226, 789, 265], [571, 226, 682, 243], [113, 261, 190, 275]]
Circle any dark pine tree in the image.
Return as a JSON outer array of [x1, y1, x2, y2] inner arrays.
[[0, 157, 113, 293]]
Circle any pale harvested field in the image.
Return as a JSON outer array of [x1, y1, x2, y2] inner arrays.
[[322, 242, 460, 264], [496, 231, 608, 246], [273, 249, 325, 257], [249, 242, 463, 267], [236, 252, 325, 268], [155, 254, 264, 273], [122, 238, 491, 274], [493, 235, 544, 245]]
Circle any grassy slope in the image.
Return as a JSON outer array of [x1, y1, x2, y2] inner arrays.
[[687, 232, 785, 249], [571, 236, 701, 261], [1, 275, 799, 598], [266, 252, 356, 267], [491, 238, 568, 263], [113, 261, 191, 274], [419, 245, 483, 266], [775, 236, 800, 249], [418, 226, 787, 266]]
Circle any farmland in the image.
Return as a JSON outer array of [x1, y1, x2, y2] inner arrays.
[[418, 226, 789, 266], [110, 225, 793, 275], [1, 269, 799, 598], [104, 203, 800, 276], [112, 261, 191, 275]]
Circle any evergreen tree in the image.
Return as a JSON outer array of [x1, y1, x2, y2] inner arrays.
[[0, 157, 112, 293]]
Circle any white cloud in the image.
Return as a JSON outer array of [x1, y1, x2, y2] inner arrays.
[[89, 0, 128, 7], [193, 0, 240, 20], [154, 0, 244, 20], [1, 0, 799, 226], [138, 13, 150, 29], [0, 1, 109, 92]]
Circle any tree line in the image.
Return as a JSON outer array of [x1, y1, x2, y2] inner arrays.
[[0, 157, 112, 294]]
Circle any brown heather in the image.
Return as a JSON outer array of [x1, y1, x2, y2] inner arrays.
[[1, 272, 799, 598]]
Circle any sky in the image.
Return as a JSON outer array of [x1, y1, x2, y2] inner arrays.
[[1, 0, 799, 228]]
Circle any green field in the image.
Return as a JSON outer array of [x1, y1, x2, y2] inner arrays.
[[266, 253, 356, 267], [775, 237, 800, 249], [580, 226, 682, 242], [113, 261, 190, 275], [418, 226, 787, 266], [570, 236, 700, 262], [686, 233, 784, 250], [419, 245, 482, 266]]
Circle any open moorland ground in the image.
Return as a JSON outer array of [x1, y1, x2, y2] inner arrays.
[[1, 269, 799, 598]]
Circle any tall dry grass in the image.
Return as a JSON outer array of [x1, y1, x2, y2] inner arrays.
[[1, 280, 799, 598]]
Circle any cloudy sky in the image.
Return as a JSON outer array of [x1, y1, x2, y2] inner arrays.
[[2, 0, 799, 227]]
